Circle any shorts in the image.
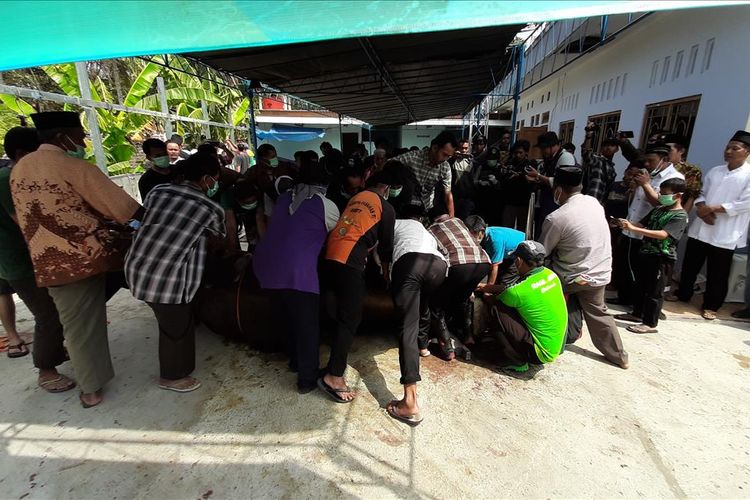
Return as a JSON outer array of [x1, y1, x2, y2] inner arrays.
[[0, 278, 14, 295]]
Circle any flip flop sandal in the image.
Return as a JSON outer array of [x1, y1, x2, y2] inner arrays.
[[702, 310, 717, 321], [614, 313, 642, 323], [38, 375, 76, 393], [626, 324, 658, 334], [158, 379, 202, 393], [317, 377, 354, 404], [386, 400, 423, 427], [7, 342, 29, 358]]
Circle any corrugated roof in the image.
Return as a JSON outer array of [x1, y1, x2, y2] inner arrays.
[[186, 25, 523, 125]]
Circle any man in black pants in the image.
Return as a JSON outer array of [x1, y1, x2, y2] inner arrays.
[[387, 205, 448, 426], [428, 214, 491, 359], [323, 170, 397, 402]]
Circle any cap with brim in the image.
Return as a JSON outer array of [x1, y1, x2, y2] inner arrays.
[[645, 142, 670, 155], [30, 111, 82, 130], [554, 167, 583, 187], [510, 240, 547, 263], [730, 130, 750, 147]]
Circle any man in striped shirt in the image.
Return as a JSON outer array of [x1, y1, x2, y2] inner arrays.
[[428, 214, 491, 359], [125, 152, 226, 393]]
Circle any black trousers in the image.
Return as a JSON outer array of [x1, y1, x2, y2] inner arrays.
[[677, 238, 735, 311], [614, 236, 642, 304], [147, 302, 196, 380], [501, 204, 529, 233], [632, 254, 669, 327], [430, 262, 491, 344], [391, 253, 447, 385], [326, 261, 366, 377], [9, 276, 67, 370], [269, 289, 320, 389], [493, 303, 541, 366]]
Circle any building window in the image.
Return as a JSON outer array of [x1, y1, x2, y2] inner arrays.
[[559, 120, 575, 144], [587, 111, 622, 151], [702, 38, 715, 73], [687, 44, 699, 76], [541, 111, 550, 124], [641, 95, 701, 148], [547, 91, 551, 101]]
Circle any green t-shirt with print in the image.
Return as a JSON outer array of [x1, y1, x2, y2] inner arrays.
[[499, 266, 567, 363], [639, 207, 688, 261]]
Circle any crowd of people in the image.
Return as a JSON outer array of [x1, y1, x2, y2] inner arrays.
[[1, 110, 750, 426]]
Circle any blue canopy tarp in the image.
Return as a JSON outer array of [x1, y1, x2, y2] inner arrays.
[[256, 125, 325, 142]]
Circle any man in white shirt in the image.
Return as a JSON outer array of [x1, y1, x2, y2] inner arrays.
[[387, 204, 448, 427], [673, 130, 750, 319], [610, 143, 684, 305], [540, 167, 629, 369]]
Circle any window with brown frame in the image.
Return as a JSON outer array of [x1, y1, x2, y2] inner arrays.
[[640, 95, 701, 148], [559, 120, 575, 144], [587, 111, 622, 151]]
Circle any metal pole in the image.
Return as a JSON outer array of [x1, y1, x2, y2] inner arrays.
[[510, 45, 526, 144], [200, 100, 210, 140], [600, 15, 609, 41], [338, 114, 343, 151], [368, 124, 373, 154], [156, 76, 172, 138], [74, 62, 107, 173], [247, 85, 258, 151]]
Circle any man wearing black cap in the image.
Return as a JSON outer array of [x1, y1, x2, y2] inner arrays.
[[611, 142, 684, 306], [540, 167, 629, 369], [489, 240, 567, 372], [525, 132, 576, 236], [664, 134, 702, 213], [581, 121, 618, 204], [673, 130, 750, 320], [11, 111, 142, 408]]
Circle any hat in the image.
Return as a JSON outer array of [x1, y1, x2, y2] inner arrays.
[[30, 111, 82, 131], [536, 132, 560, 148], [663, 134, 687, 147], [645, 142, 670, 155], [554, 166, 583, 187], [730, 130, 750, 147], [511, 240, 547, 264]]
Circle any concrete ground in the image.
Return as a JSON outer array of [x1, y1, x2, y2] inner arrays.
[[0, 290, 749, 500]]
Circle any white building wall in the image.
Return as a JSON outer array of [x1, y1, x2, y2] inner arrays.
[[514, 5, 750, 174], [257, 124, 363, 160]]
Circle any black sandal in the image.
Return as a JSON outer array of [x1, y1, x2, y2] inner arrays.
[[7, 342, 29, 358], [317, 377, 354, 404]]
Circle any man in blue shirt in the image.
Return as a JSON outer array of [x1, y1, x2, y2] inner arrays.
[[465, 215, 525, 289]]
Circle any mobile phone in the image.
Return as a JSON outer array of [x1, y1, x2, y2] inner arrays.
[[607, 216, 622, 227], [620, 131, 634, 139], [524, 165, 534, 174]]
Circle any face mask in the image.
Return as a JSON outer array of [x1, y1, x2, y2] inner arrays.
[[240, 201, 258, 211], [553, 188, 563, 206], [389, 187, 403, 198], [658, 194, 676, 206], [153, 155, 171, 168], [268, 158, 279, 168], [205, 177, 219, 197], [64, 135, 86, 159], [486, 160, 498, 168], [650, 160, 664, 176]]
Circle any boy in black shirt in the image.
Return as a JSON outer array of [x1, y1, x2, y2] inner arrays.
[[614, 178, 688, 333]]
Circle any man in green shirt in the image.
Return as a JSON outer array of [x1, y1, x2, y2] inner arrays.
[[490, 240, 568, 372], [0, 127, 73, 392]]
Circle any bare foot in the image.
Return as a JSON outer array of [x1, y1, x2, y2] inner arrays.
[[323, 373, 354, 401], [38, 370, 76, 393], [158, 376, 201, 393]]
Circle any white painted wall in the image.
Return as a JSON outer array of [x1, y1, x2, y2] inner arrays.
[[514, 5, 750, 175]]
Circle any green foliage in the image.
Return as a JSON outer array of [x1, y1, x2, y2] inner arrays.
[[1, 56, 252, 173]]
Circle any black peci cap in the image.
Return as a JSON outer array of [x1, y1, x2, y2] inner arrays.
[[30, 111, 82, 131]]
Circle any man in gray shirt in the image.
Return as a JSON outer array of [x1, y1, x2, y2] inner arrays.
[[540, 167, 629, 369]]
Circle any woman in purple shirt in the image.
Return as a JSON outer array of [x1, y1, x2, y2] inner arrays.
[[252, 158, 339, 393]]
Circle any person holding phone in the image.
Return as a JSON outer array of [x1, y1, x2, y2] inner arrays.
[[581, 121, 619, 204]]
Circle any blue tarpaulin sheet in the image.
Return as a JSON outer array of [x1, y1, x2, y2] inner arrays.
[[2, 1, 748, 71], [256, 125, 325, 142]]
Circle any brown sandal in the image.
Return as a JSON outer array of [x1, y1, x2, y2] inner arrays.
[[702, 310, 717, 321], [7, 342, 29, 358], [38, 375, 76, 393]]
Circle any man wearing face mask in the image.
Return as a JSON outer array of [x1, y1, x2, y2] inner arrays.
[[221, 179, 260, 251], [326, 164, 364, 213], [539, 167, 629, 369], [125, 152, 225, 393], [610, 143, 683, 306], [322, 169, 398, 403], [11, 112, 142, 408], [138, 138, 173, 200]]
